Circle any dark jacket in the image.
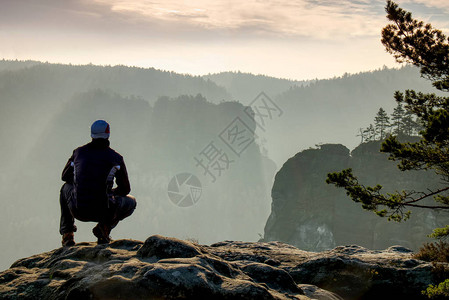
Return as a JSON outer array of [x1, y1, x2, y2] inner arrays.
[[62, 139, 131, 211]]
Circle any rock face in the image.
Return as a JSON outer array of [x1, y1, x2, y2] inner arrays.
[[0, 235, 442, 300], [264, 142, 449, 251]]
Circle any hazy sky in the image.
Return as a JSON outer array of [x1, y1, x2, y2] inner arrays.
[[1, 0, 448, 80]]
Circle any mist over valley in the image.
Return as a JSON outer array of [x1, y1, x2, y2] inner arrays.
[[0, 60, 441, 271]]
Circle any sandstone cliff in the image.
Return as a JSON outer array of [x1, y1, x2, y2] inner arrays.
[[264, 142, 449, 251]]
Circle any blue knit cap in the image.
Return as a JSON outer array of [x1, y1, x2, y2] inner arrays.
[[91, 120, 110, 139]]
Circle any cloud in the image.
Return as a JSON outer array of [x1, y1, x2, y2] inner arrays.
[[407, 0, 449, 12], [2, 0, 447, 42], [0, 0, 115, 31], [88, 0, 388, 39], [1, 0, 447, 80], [384, 1, 449, 31]]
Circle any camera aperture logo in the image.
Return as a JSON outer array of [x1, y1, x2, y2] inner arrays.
[[167, 173, 202, 207]]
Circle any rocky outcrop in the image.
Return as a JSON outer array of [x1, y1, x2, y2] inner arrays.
[[264, 142, 448, 251], [0, 235, 442, 300]]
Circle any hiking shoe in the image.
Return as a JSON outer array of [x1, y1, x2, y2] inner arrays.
[[92, 223, 111, 244], [62, 232, 75, 247]]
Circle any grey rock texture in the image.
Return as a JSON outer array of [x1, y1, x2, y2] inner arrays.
[[0, 235, 443, 300], [264, 142, 449, 251], [209, 242, 438, 300]]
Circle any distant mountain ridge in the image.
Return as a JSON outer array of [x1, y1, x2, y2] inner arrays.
[[0, 60, 230, 104], [203, 71, 311, 103], [0, 59, 42, 71]]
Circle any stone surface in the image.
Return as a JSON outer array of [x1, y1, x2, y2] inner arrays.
[[208, 241, 438, 300], [0, 235, 443, 300]]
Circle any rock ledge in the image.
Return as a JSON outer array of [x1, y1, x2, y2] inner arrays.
[[0, 235, 441, 300]]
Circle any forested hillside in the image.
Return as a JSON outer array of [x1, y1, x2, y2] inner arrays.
[[264, 66, 440, 165]]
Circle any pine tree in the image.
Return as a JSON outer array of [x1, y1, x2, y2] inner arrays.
[[391, 102, 405, 135], [363, 124, 376, 142], [374, 107, 390, 140], [356, 128, 366, 144], [401, 110, 419, 136]]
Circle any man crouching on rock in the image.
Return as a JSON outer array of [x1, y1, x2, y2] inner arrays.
[[59, 120, 137, 246]]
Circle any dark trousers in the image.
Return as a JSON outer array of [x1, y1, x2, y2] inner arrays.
[[59, 183, 137, 235]]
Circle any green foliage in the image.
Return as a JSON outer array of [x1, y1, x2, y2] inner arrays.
[[430, 226, 449, 240], [422, 279, 449, 299], [326, 169, 413, 222], [327, 1, 449, 238]]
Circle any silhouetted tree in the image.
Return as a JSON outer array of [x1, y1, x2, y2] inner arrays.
[[391, 102, 405, 135], [362, 124, 377, 142], [401, 110, 421, 136], [374, 107, 390, 140], [357, 128, 366, 144]]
